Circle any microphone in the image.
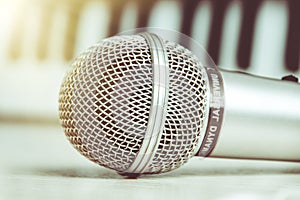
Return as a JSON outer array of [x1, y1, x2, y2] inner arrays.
[[59, 32, 300, 177]]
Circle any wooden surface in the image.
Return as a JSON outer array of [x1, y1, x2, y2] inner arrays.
[[1, 123, 300, 200]]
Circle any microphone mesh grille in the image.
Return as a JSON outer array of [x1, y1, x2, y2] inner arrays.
[[59, 35, 208, 174], [146, 41, 208, 173]]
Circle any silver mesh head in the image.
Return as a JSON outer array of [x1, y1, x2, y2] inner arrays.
[[59, 34, 208, 174]]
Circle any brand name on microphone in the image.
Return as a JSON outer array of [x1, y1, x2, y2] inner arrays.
[[210, 73, 222, 121], [197, 68, 224, 157], [202, 73, 222, 152]]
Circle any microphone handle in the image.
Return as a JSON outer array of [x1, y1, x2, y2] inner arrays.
[[209, 69, 300, 161]]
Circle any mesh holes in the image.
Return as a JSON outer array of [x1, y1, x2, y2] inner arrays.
[[59, 35, 208, 174], [59, 35, 153, 172]]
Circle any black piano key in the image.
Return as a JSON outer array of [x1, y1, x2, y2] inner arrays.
[[285, 0, 300, 72], [180, 0, 201, 46], [179, 0, 202, 47], [237, 0, 262, 70], [207, 0, 229, 65], [136, 0, 158, 28], [108, 1, 127, 36]]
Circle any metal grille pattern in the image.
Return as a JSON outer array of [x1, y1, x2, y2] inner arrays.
[[59, 35, 153, 172], [145, 41, 208, 173], [59, 34, 208, 174]]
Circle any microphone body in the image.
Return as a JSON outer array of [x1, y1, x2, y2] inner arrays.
[[210, 70, 300, 161], [59, 32, 300, 176]]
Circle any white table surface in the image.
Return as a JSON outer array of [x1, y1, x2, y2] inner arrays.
[[1, 122, 300, 200]]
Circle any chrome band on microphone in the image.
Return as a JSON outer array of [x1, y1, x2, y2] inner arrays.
[[123, 33, 169, 174], [197, 67, 225, 157]]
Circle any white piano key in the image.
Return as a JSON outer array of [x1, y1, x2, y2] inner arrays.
[[47, 5, 69, 61], [75, 1, 110, 55], [191, 0, 212, 51], [0, 2, 18, 66], [219, 0, 242, 71], [148, 1, 181, 42], [249, 0, 289, 78], [19, 4, 44, 62], [119, 1, 138, 33]]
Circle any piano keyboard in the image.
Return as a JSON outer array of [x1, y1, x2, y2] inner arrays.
[[0, 0, 299, 122]]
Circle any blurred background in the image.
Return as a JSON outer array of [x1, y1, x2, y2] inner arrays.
[[0, 0, 299, 124], [0, 0, 300, 199]]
